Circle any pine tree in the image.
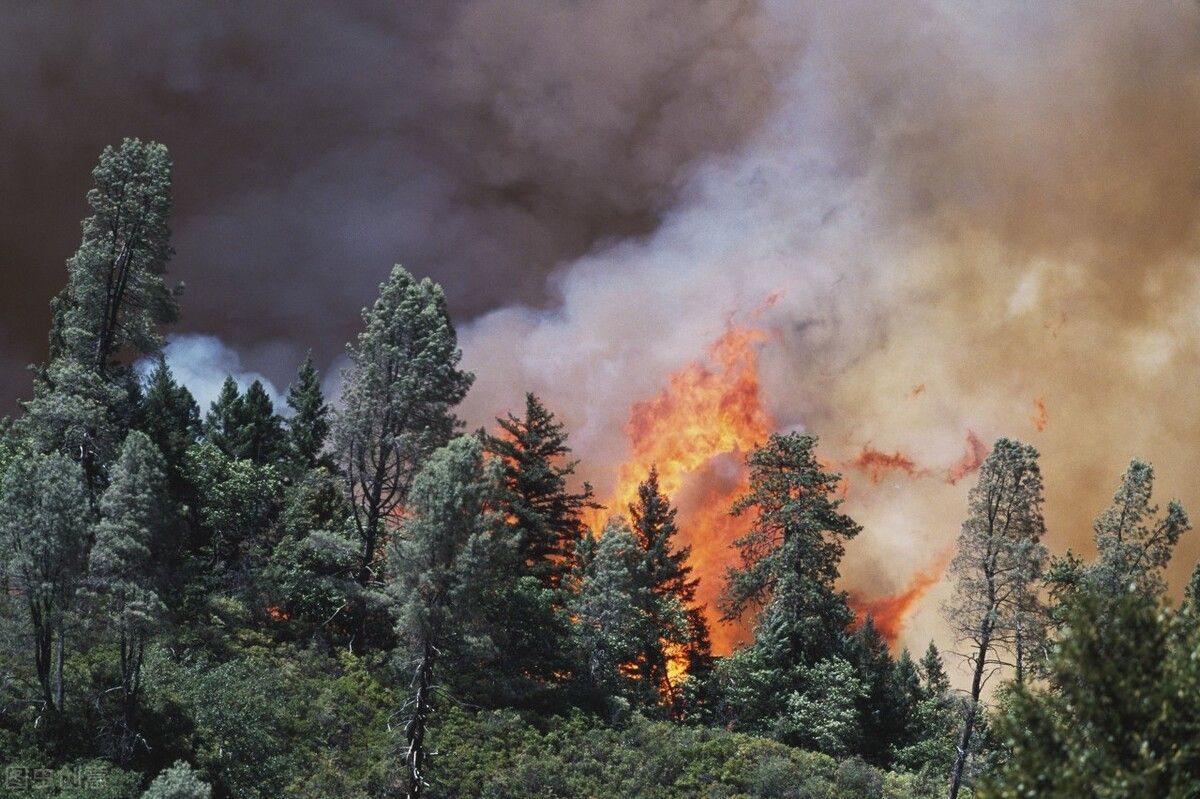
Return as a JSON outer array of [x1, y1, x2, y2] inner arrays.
[[87, 431, 170, 762], [627, 466, 709, 709], [847, 616, 905, 766], [286, 353, 330, 468], [571, 518, 655, 710], [721, 432, 860, 669], [484, 393, 595, 589], [944, 438, 1047, 799], [0, 453, 90, 711], [236, 380, 287, 464], [388, 436, 505, 798], [53, 138, 178, 377], [333, 265, 473, 608], [137, 357, 201, 490], [1086, 460, 1189, 599], [203, 377, 242, 457]]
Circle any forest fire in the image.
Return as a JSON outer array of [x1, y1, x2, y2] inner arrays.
[[846, 446, 929, 484], [946, 431, 988, 485], [1031, 397, 1048, 433], [847, 558, 948, 648], [601, 324, 772, 654]]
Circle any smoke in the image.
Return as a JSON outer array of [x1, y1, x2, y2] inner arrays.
[[460, 0, 1200, 654], [143, 335, 287, 414], [0, 0, 779, 405], [8, 1, 1200, 659]]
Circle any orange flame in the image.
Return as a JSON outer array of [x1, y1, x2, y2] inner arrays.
[[946, 430, 988, 485], [846, 446, 930, 484], [847, 556, 949, 648], [1031, 396, 1048, 432], [603, 325, 773, 655], [265, 605, 290, 622]]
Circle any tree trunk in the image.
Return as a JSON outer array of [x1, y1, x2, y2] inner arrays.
[[54, 621, 65, 711], [948, 629, 990, 799], [404, 639, 434, 799]]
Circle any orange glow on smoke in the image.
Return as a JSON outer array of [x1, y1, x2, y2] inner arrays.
[[946, 430, 988, 485], [603, 325, 773, 655], [847, 556, 949, 648], [1031, 396, 1048, 432], [846, 446, 929, 484]]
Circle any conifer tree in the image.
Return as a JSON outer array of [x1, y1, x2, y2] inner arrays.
[[944, 438, 1047, 799], [1086, 459, 1189, 598], [203, 377, 242, 457], [53, 138, 178, 377], [848, 616, 905, 766], [333, 265, 473, 607], [627, 466, 709, 707], [388, 436, 505, 798], [484, 393, 595, 588], [137, 357, 201, 489], [88, 432, 170, 762], [571, 518, 655, 709], [236, 381, 287, 464], [286, 353, 330, 468], [0, 453, 90, 711], [721, 432, 860, 669]]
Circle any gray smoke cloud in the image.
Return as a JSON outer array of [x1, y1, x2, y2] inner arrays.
[[0, 0, 778, 406]]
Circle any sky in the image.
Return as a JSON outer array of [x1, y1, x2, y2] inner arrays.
[[5, 0, 1200, 657]]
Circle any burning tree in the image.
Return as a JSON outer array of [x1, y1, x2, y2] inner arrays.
[[943, 438, 1047, 799]]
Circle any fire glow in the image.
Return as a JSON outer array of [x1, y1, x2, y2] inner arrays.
[[601, 325, 771, 654], [847, 557, 948, 647]]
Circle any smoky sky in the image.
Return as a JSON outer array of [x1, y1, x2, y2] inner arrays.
[[0, 0, 778, 408]]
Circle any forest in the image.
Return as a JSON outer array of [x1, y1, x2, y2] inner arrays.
[[3, 139, 1200, 799]]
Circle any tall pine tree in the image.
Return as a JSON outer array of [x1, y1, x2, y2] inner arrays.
[[286, 353, 330, 468]]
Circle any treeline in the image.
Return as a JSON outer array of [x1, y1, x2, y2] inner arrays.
[[2, 139, 1200, 799]]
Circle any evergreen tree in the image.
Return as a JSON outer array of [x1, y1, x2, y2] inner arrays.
[[847, 616, 906, 766], [203, 377, 242, 457], [721, 432, 860, 670], [52, 138, 178, 377], [236, 380, 287, 464], [627, 466, 710, 710], [202, 378, 285, 464], [1086, 459, 1189, 599], [571, 518, 655, 711], [137, 357, 201, 490], [388, 436, 506, 798], [484, 393, 595, 588], [944, 438, 1047, 799], [0, 453, 90, 711], [981, 590, 1200, 798], [286, 353, 330, 468], [87, 432, 170, 763], [332, 265, 473, 608]]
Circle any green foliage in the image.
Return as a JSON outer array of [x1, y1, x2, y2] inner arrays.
[[136, 358, 201, 490], [570, 519, 656, 711], [1086, 460, 1189, 599], [53, 138, 177, 376], [981, 590, 1200, 798], [183, 442, 282, 576], [425, 707, 941, 799], [201, 378, 286, 465], [285, 353, 330, 468], [141, 761, 211, 799], [0, 452, 91, 708], [721, 432, 860, 668], [333, 264, 474, 598], [628, 466, 712, 710]]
